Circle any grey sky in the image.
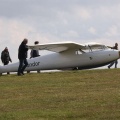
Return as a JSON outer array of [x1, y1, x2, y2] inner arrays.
[[0, 0, 120, 68]]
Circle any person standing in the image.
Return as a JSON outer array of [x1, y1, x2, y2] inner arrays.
[[18, 38, 28, 76], [1, 47, 12, 65], [30, 41, 40, 73], [30, 41, 40, 58], [1, 47, 12, 74], [108, 43, 118, 69]]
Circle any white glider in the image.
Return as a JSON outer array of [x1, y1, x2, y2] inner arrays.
[[0, 41, 119, 74]]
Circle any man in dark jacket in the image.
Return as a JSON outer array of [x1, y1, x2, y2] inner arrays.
[[18, 38, 28, 76], [1, 47, 12, 74], [1, 47, 12, 65]]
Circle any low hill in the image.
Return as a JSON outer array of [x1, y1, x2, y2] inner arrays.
[[0, 69, 120, 120]]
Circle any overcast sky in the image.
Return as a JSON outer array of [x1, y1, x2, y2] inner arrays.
[[0, 0, 120, 68]]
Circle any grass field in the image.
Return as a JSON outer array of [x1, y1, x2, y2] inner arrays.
[[0, 69, 120, 120]]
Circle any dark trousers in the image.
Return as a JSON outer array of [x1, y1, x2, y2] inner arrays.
[[108, 60, 118, 68], [4, 61, 9, 74], [18, 59, 28, 74]]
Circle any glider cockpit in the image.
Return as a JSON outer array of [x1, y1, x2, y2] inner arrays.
[[75, 44, 109, 55]]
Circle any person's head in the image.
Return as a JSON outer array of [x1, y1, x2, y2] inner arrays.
[[4, 47, 8, 52], [115, 43, 118, 47], [34, 41, 39, 45], [23, 38, 28, 44]]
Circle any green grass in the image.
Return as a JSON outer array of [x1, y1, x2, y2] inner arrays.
[[0, 69, 120, 120]]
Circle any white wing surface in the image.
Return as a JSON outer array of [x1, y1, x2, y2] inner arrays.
[[28, 41, 106, 53], [28, 41, 86, 53]]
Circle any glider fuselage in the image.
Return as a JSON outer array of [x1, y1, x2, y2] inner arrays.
[[0, 49, 119, 73]]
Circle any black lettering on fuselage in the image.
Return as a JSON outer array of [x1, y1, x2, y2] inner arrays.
[[27, 62, 40, 67]]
